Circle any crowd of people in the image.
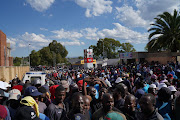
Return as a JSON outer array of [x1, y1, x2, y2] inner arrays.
[[1, 62, 180, 120]]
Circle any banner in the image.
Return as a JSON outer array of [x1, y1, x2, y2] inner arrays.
[[119, 52, 133, 59]]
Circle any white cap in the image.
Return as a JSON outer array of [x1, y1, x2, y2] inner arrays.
[[149, 84, 157, 89], [158, 83, 167, 90], [8, 89, 21, 100], [136, 73, 141, 76], [77, 74, 80, 78], [160, 80, 168, 83], [168, 86, 177, 92], [115, 77, 123, 83], [0, 81, 7, 90], [149, 70, 153, 75], [4, 82, 11, 88]]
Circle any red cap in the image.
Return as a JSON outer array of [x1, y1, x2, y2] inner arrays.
[[49, 85, 59, 100], [12, 85, 23, 92], [0, 105, 7, 119], [77, 80, 87, 88], [167, 74, 173, 79]]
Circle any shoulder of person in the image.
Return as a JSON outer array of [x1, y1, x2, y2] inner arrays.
[[156, 112, 164, 120]]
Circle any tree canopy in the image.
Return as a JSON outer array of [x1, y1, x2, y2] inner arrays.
[[30, 40, 68, 66], [89, 38, 136, 59], [147, 9, 180, 52]]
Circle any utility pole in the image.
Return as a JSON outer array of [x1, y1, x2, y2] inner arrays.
[[28, 44, 31, 69]]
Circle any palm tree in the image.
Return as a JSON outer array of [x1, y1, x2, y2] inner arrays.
[[147, 9, 180, 52]]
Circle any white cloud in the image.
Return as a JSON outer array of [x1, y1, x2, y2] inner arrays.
[[134, 0, 180, 20], [116, 5, 148, 27], [75, 0, 113, 17], [18, 43, 27, 48], [51, 29, 83, 40], [81, 28, 99, 40], [40, 28, 48, 31], [7, 38, 17, 50], [21, 32, 50, 43], [115, 0, 180, 28], [98, 23, 148, 44], [60, 41, 84, 46], [26, 0, 55, 12]]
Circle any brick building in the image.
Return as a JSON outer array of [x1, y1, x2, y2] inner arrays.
[[0, 30, 13, 66]]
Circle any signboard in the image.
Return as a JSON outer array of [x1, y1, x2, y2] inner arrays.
[[81, 59, 96, 64], [120, 52, 133, 59], [84, 49, 93, 63]]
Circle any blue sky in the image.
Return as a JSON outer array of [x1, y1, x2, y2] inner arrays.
[[0, 0, 180, 58]]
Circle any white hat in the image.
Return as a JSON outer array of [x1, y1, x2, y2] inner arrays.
[[77, 75, 80, 78], [149, 70, 153, 75], [115, 77, 123, 83], [158, 83, 167, 90], [160, 80, 168, 83], [8, 89, 21, 100], [0, 81, 7, 90], [149, 84, 157, 89], [136, 73, 141, 77], [168, 86, 177, 92], [4, 82, 11, 88]]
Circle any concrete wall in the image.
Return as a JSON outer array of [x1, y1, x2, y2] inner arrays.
[[0, 66, 29, 82]]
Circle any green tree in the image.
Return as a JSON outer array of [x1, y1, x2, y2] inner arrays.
[[120, 43, 136, 52], [13, 57, 22, 66], [147, 9, 180, 52], [30, 50, 41, 66], [30, 40, 68, 66], [89, 38, 121, 59], [49, 40, 68, 58]]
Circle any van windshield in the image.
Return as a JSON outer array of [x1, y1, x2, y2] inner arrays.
[[30, 76, 41, 84]]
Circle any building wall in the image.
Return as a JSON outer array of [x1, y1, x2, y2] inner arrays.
[[9, 57, 13, 66], [0, 30, 7, 66], [0, 66, 29, 82]]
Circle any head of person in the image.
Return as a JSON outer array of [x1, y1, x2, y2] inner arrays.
[[69, 83, 79, 94], [15, 106, 41, 120], [157, 87, 172, 102], [102, 93, 114, 113], [139, 93, 156, 116], [11, 79, 18, 88], [99, 88, 108, 100], [61, 80, 69, 92], [8, 89, 21, 109], [0, 89, 6, 105], [83, 96, 91, 111], [124, 94, 136, 112], [24, 86, 42, 103], [55, 85, 66, 103], [0, 105, 7, 120], [38, 86, 47, 102], [87, 86, 96, 99], [148, 87, 156, 96], [113, 83, 128, 101], [72, 92, 84, 114]]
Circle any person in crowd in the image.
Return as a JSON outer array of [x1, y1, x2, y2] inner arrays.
[[0, 89, 11, 120], [121, 94, 136, 120], [0, 105, 8, 120], [7, 89, 21, 119], [137, 93, 163, 120], [24, 86, 47, 114], [156, 87, 172, 120], [92, 93, 124, 120], [104, 111, 127, 120], [113, 83, 128, 111], [63, 92, 90, 120], [46, 85, 66, 120]]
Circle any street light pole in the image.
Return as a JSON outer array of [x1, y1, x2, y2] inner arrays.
[[28, 44, 31, 69]]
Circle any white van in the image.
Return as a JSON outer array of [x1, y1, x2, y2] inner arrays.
[[22, 71, 46, 85]]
